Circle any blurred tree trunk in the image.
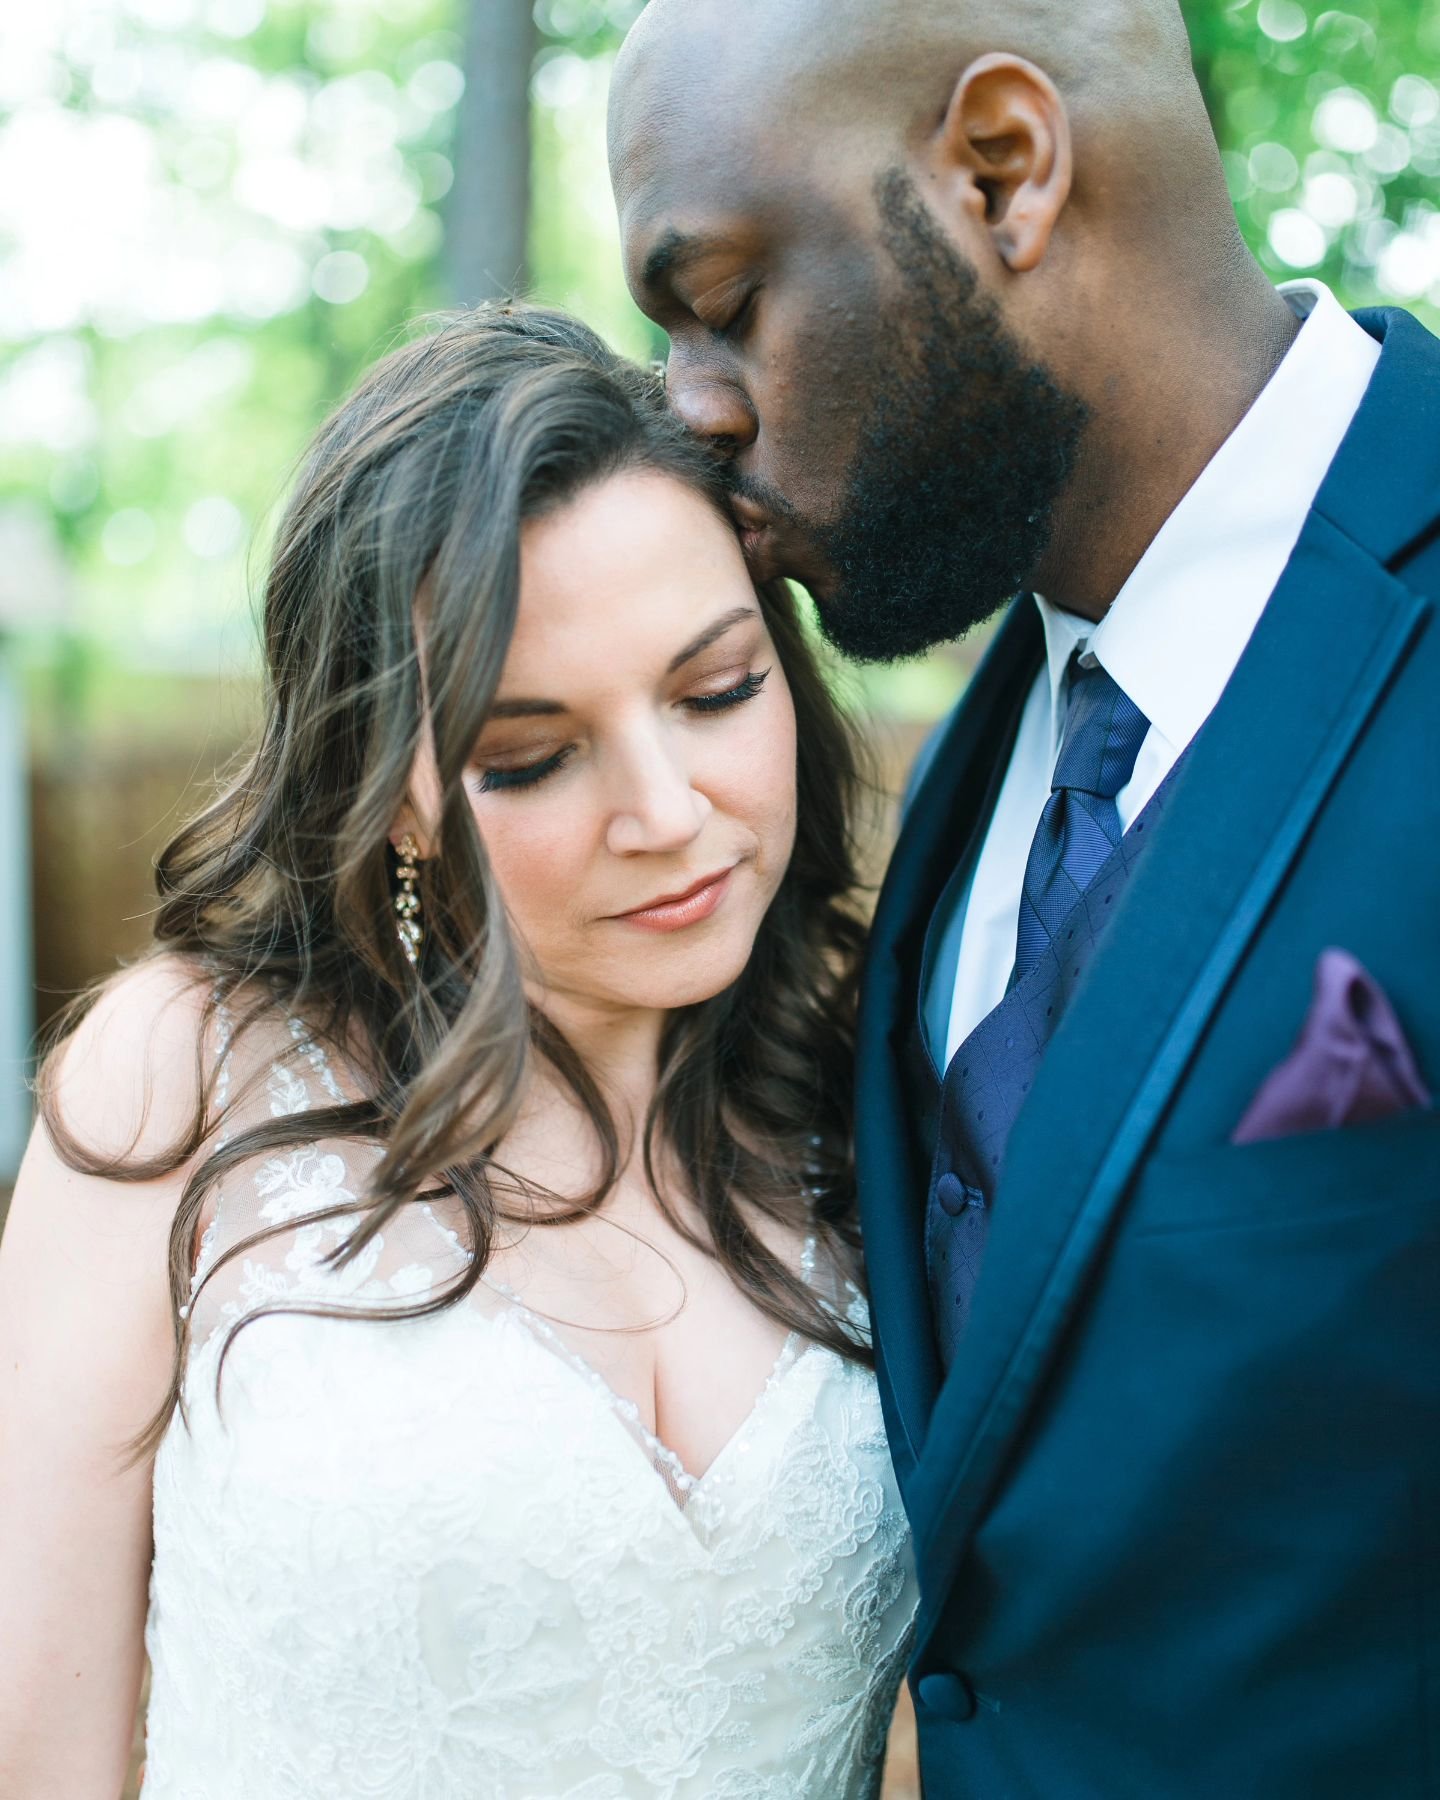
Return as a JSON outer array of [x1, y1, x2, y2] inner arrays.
[[447, 0, 535, 304]]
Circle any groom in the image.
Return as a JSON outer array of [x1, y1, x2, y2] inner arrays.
[[608, 1, 1440, 1795]]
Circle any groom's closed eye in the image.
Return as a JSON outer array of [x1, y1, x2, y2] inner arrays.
[[684, 274, 762, 342], [634, 228, 765, 336]]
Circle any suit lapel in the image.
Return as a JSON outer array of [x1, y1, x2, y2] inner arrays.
[[905, 512, 1431, 1653], [1328, 309, 1440, 564], [856, 599, 1041, 1471]]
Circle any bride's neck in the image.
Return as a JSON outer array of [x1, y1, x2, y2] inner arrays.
[[532, 993, 668, 1136], [492, 1009, 673, 1225]]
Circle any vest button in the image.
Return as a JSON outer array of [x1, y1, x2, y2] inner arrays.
[[936, 1173, 981, 1218], [916, 1670, 977, 1721]]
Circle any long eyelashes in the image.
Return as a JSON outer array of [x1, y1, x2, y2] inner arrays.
[[477, 745, 576, 794], [475, 667, 771, 796], [683, 666, 769, 712]]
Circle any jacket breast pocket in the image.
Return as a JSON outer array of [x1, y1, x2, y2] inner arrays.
[[1130, 1105, 1440, 1239]]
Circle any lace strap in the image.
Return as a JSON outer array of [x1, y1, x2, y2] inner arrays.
[[184, 986, 236, 1312]]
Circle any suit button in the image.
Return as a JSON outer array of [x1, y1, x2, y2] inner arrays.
[[936, 1174, 983, 1218], [916, 1670, 976, 1721]]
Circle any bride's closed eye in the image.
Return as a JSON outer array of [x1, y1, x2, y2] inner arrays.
[[473, 667, 772, 795], [683, 665, 770, 713], [475, 745, 577, 794]]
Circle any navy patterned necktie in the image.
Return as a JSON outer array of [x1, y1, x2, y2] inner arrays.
[[1013, 656, 1151, 984]]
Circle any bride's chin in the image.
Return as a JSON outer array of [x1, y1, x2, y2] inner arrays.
[[609, 953, 756, 1014], [580, 930, 761, 1015]]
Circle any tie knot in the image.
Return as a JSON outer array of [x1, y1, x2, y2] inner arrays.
[[1051, 660, 1149, 801]]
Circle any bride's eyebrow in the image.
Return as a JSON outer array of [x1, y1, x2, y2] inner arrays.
[[485, 697, 568, 722], [667, 605, 759, 676]]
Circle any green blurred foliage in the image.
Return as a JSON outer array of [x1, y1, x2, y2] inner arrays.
[[0, 0, 1437, 700], [1188, 0, 1440, 311], [534, 0, 631, 61], [0, 0, 460, 675], [530, 11, 658, 362]]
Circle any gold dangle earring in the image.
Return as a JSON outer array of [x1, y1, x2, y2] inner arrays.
[[393, 833, 423, 966]]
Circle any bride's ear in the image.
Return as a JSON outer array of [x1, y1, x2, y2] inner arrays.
[[922, 53, 1073, 275], [387, 808, 429, 861], [390, 738, 442, 859]]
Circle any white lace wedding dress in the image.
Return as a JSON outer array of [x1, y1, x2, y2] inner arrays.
[[141, 1005, 918, 1799]]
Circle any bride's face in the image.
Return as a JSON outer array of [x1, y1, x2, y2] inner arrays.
[[461, 468, 797, 1019]]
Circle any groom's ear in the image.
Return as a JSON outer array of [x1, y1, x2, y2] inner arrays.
[[923, 53, 1073, 275]]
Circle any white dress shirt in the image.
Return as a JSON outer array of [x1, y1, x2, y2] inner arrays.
[[931, 280, 1382, 1067]]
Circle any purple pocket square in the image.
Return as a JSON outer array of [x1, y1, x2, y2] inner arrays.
[[1232, 948, 1432, 1146]]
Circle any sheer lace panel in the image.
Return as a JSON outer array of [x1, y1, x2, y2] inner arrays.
[[179, 1000, 868, 1524], [181, 999, 473, 1364]]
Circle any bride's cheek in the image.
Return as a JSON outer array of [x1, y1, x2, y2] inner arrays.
[[733, 701, 798, 857], [475, 810, 587, 946]]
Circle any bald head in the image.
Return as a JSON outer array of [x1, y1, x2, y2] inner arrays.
[[614, 0, 1195, 89], [609, 0, 1233, 349], [611, 0, 1203, 194]]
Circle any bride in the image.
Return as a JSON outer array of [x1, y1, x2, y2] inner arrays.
[[0, 304, 916, 1798]]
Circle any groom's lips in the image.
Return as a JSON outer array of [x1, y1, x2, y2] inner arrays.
[[740, 525, 775, 576], [731, 495, 772, 558], [730, 497, 834, 596], [730, 495, 798, 584]]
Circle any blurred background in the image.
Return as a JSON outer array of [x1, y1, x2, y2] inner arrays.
[[0, 1, 1436, 1790]]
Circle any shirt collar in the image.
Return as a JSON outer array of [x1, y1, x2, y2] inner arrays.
[[1033, 597, 1091, 755], [1032, 280, 1379, 755]]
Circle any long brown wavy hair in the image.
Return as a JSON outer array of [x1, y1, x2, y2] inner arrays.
[[37, 303, 870, 1462]]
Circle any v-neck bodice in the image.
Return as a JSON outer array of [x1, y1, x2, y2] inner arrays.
[[480, 1232, 820, 1512]]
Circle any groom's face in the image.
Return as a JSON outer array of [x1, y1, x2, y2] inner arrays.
[[616, 150, 1088, 664], [617, 151, 883, 596]]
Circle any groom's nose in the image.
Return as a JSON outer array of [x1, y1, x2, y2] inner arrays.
[[665, 365, 758, 457]]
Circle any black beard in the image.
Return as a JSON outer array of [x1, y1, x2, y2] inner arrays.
[[811, 168, 1089, 664]]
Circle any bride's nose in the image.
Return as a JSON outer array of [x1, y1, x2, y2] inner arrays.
[[604, 734, 712, 857]]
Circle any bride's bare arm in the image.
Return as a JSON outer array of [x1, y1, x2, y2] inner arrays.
[[0, 961, 207, 1798]]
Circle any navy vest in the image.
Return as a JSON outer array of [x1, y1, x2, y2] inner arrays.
[[910, 757, 1187, 1370]]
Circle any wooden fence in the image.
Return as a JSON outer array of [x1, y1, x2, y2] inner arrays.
[[26, 671, 260, 1044]]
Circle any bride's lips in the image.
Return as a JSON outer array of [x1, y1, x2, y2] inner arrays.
[[610, 865, 738, 932]]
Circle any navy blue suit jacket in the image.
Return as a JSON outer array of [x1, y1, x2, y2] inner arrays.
[[856, 307, 1440, 1798]]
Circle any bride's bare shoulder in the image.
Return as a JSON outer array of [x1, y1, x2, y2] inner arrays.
[[42, 951, 232, 1167], [9, 955, 303, 1314], [53, 955, 351, 1172], [0, 959, 232, 1470], [40, 950, 271, 1173]]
